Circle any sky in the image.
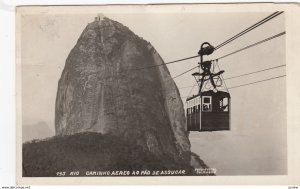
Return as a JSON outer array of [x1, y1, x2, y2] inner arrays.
[[20, 6, 286, 175]]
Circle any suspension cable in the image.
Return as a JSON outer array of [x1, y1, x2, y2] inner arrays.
[[171, 31, 285, 81], [215, 60, 229, 93], [180, 74, 285, 99], [131, 12, 283, 71], [224, 64, 286, 80], [187, 82, 198, 98], [171, 65, 198, 80], [214, 31, 286, 61], [132, 55, 199, 70], [214, 11, 283, 50], [228, 75, 286, 89], [178, 64, 286, 90]]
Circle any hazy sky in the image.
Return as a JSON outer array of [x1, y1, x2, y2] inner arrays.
[[21, 10, 285, 127], [20, 6, 286, 175]]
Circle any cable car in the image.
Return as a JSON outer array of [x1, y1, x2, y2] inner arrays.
[[186, 90, 230, 131], [186, 42, 231, 132]]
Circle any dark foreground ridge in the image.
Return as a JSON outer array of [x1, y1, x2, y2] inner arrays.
[[22, 132, 213, 177]]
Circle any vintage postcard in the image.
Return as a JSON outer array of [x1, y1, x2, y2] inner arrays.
[[16, 4, 300, 185]]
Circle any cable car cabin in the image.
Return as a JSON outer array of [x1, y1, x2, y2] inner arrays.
[[186, 90, 230, 132]]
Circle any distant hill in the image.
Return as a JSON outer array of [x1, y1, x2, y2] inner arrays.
[[22, 132, 209, 177], [22, 122, 54, 143]]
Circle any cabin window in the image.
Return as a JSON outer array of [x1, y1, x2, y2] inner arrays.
[[202, 96, 212, 112], [220, 97, 229, 112], [203, 97, 210, 104]]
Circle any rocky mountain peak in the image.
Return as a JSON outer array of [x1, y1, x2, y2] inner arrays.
[[55, 16, 192, 165]]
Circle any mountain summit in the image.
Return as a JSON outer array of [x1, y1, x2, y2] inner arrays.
[[54, 16, 205, 170]]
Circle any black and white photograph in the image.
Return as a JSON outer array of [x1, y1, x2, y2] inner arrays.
[[14, 4, 300, 185]]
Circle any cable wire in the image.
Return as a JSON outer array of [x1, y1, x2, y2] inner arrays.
[[178, 85, 194, 89], [172, 31, 285, 83], [216, 60, 229, 93], [180, 74, 286, 99], [132, 55, 199, 70], [214, 11, 283, 50], [224, 64, 286, 80], [132, 30, 285, 75], [171, 65, 198, 80], [177, 64, 286, 90], [132, 11, 283, 71], [187, 82, 198, 98], [214, 31, 286, 61], [228, 75, 286, 89]]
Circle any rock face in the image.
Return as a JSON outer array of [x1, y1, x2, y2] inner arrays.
[[55, 17, 191, 164]]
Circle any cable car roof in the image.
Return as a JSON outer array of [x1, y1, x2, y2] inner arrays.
[[186, 90, 230, 101]]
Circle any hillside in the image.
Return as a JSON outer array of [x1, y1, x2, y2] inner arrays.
[[22, 132, 212, 177]]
